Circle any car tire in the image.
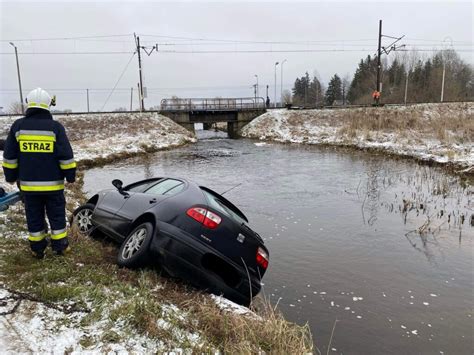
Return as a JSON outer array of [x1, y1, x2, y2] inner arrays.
[[71, 203, 96, 235], [117, 222, 154, 268]]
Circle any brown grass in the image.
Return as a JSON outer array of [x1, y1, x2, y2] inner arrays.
[[335, 103, 473, 144], [56, 112, 193, 142]]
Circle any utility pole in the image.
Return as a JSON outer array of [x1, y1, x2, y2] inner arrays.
[[253, 84, 257, 101], [376, 20, 382, 94], [9, 42, 24, 114], [134, 33, 145, 112], [86, 89, 90, 112], [130, 87, 133, 111]]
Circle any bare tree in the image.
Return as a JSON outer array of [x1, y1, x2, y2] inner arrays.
[[282, 89, 292, 105], [342, 74, 351, 105]]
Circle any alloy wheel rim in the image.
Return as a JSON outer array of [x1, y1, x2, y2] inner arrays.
[[76, 209, 93, 233], [122, 228, 147, 259]]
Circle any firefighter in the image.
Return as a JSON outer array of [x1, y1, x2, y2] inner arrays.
[[2, 88, 76, 259]]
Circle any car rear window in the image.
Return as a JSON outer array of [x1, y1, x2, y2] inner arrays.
[[145, 179, 184, 196], [202, 190, 246, 224]]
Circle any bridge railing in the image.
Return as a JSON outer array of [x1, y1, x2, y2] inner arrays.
[[160, 97, 266, 111]]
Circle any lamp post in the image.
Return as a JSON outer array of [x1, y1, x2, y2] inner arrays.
[[274, 61, 279, 107], [280, 59, 287, 105], [254, 74, 259, 98], [9, 42, 24, 114]]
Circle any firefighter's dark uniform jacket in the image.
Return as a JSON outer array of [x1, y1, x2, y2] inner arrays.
[[2, 108, 76, 251], [2, 108, 76, 190]]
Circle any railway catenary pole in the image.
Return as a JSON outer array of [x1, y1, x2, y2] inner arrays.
[[376, 20, 382, 94], [134, 33, 145, 112]]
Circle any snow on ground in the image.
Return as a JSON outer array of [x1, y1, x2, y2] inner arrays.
[[210, 294, 255, 316], [242, 103, 474, 171], [0, 288, 201, 354], [0, 112, 196, 164]]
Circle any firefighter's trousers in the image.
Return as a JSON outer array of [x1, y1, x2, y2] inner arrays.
[[24, 193, 68, 253]]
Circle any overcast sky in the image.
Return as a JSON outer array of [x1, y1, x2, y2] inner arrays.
[[0, 0, 472, 112]]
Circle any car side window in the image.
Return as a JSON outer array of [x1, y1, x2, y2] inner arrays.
[[126, 181, 159, 193], [145, 179, 184, 196]]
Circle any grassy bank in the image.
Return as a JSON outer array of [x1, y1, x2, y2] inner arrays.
[[242, 102, 473, 175]]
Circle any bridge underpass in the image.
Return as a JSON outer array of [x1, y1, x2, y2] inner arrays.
[[159, 97, 266, 138]]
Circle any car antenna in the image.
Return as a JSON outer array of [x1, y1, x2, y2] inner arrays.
[[221, 183, 242, 196]]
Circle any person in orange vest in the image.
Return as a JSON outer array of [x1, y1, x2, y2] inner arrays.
[[372, 90, 381, 106]]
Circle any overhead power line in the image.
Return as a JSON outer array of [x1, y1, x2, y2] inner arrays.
[[100, 52, 136, 111], [2, 33, 470, 46], [0, 34, 133, 42], [0, 51, 134, 55], [0, 47, 470, 56]]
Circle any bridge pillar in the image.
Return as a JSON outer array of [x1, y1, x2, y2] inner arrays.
[[159, 111, 195, 134], [228, 110, 266, 138]]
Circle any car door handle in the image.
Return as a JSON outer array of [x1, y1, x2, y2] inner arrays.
[[149, 198, 157, 204]]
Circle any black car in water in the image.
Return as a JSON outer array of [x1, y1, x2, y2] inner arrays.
[[73, 177, 269, 305]]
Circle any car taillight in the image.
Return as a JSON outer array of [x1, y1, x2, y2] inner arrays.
[[256, 247, 269, 269], [186, 207, 222, 229]]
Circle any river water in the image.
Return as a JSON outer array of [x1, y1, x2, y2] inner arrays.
[[83, 130, 473, 354]]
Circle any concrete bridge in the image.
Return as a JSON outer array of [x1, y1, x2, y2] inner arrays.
[[159, 97, 266, 138]]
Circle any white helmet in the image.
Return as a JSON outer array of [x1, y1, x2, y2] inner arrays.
[[26, 88, 52, 111]]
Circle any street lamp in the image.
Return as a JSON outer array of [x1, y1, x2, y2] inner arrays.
[[280, 59, 287, 105], [9, 42, 24, 114], [254, 74, 259, 98], [274, 61, 279, 107]]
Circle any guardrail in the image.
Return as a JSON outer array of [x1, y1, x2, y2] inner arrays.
[[160, 97, 266, 111]]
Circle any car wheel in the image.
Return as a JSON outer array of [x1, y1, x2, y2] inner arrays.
[[72, 203, 95, 235], [117, 222, 154, 268]]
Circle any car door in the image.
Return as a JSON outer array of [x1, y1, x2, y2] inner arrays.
[[93, 179, 160, 234], [93, 189, 130, 231], [113, 179, 186, 237]]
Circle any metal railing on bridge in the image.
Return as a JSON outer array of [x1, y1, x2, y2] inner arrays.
[[160, 97, 266, 111]]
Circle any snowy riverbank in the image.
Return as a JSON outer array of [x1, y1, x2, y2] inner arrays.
[[242, 103, 473, 173], [1, 112, 197, 164]]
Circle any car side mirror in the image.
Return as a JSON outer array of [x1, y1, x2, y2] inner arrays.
[[112, 179, 123, 190], [112, 179, 130, 196]]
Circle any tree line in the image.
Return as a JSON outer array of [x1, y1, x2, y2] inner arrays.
[[289, 49, 473, 106]]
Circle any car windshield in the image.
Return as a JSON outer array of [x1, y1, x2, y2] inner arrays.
[[145, 179, 185, 196], [202, 190, 246, 224]]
